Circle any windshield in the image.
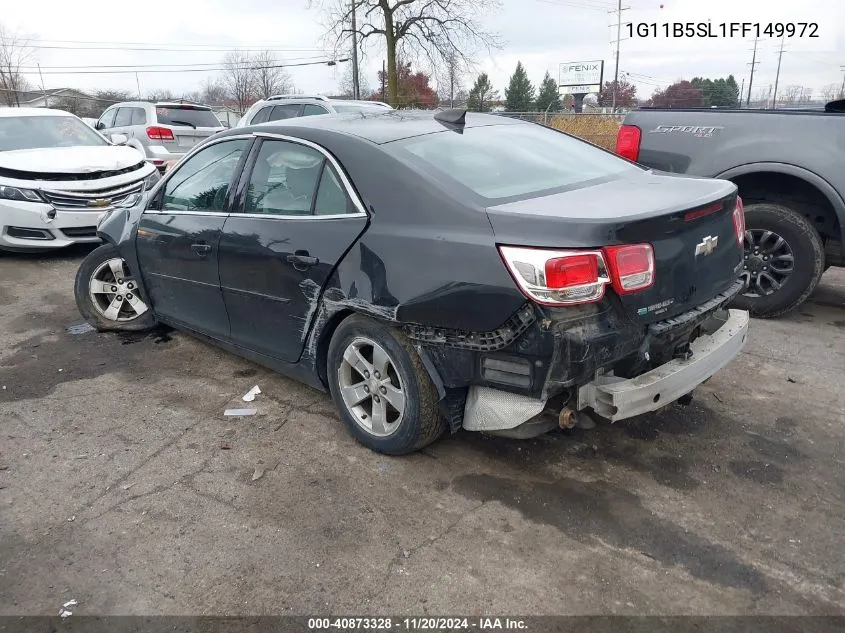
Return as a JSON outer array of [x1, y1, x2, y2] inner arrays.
[[332, 103, 390, 114], [0, 115, 108, 151], [155, 106, 221, 128], [389, 123, 640, 202]]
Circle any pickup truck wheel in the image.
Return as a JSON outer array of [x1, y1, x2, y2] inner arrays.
[[327, 315, 445, 455], [74, 243, 156, 332], [732, 203, 824, 318]]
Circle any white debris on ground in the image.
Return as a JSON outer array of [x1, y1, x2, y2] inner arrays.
[[242, 385, 261, 402], [59, 598, 78, 617], [224, 409, 257, 417]]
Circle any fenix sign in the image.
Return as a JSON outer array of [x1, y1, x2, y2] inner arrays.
[[559, 60, 604, 94]]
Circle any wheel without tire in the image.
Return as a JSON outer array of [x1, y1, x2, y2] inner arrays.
[[731, 202, 825, 318], [327, 314, 445, 455], [74, 243, 156, 332]]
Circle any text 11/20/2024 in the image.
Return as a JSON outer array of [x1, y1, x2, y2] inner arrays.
[[627, 22, 819, 38]]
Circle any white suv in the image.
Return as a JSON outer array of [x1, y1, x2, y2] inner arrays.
[[236, 95, 392, 127], [0, 108, 159, 252]]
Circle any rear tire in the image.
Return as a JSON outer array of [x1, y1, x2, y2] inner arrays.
[[74, 243, 156, 332], [327, 315, 445, 455], [731, 202, 825, 318]]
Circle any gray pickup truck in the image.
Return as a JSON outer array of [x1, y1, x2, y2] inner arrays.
[[617, 100, 845, 317]]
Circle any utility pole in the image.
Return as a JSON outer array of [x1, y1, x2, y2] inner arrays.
[[609, 0, 629, 111], [37, 64, 48, 107], [350, 0, 360, 100], [739, 77, 745, 108], [136, 72, 142, 100], [772, 36, 786, 109], [746, 37, 760, 107]]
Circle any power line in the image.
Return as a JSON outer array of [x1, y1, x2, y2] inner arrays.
[[530, 0, 617, 11], [26, 59, 349, 76], [23, 44, 331, 53], [24, 37, 326, 50], [18, 55, 331, 71]]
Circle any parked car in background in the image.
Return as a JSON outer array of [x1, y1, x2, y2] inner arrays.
[[236, 95, 392, 128], [96, 101, 225, 172], [0, 108, 159, 252], [74, 110, 748, 455], [617, 100, 845, 317]]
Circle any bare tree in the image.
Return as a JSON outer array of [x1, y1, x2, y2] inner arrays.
[[200, 78, 229, 105], [337, 62, 371, 98], [780, 84, 802, 105], [820, 83, 839, 102], [439, 49, 465, 108], [252, 49, 294, 99], [222, 50, 256, 113], [146, 88, 175, 102], [312, 0, 502, 107], [0, 25, 33, 107]]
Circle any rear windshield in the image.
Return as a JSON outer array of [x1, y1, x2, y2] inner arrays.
[[0, 115, 108, 151], [332, 103, 390, 114], [154, 106, 221, 128], [389, 123, 640, 202]]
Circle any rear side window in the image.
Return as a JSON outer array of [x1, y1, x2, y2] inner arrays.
[[244, 139, 323, 215], [268, 105, 301, 121], [390, 123, 640, 202], [129, 107, 146, 125], [314, 165, 354, 215], [113, 108, 133, 127], [302, 104, 329, 117], [154, 106, 221, 128], [251, 106, 272, 125]]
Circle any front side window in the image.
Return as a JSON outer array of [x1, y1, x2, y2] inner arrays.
[[251, 106, 272, 125], [0, 115, 108, 151], [244, 140, 323, 215], [389, 123, 642, 203], [98, 108, 117, 129], [160, 139, 249, 212]]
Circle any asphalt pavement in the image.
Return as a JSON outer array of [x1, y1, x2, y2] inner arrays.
[[1, 246, 844, 615]]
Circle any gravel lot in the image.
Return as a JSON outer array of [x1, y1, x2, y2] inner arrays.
[[1, 246, 844, 616]]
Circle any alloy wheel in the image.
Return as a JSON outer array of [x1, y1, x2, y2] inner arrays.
[[88, 257, 149, 322], [741, 229, 795, 297], [337, 337, 406, 437]]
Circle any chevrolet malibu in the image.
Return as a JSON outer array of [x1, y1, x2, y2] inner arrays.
[[0, 108, 159, 252], [73, 110, 749, 455]]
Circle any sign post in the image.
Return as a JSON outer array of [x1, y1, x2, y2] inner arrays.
[[559, 60, 604, 113]]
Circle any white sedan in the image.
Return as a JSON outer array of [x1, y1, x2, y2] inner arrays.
[[0, 108, 159, 252]]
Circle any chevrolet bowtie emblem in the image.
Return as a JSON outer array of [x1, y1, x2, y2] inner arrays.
[[695, 235, 719, 257], [87, 198, 112, 207]]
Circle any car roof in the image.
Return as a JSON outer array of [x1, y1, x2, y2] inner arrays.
[[0, 107, 77, 118], [237, 110, 524, 144], [103, 101, 213, 109]]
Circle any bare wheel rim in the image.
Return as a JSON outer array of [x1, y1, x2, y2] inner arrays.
[[337, 336, 406, 437], [88, 257, 149, 322], [741, 228, 795, 298]]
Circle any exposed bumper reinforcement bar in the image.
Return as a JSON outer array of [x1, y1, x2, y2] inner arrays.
[[577, 309, 749, 421]]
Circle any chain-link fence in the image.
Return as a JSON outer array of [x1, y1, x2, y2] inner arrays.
[[495, 112, 624, 151]]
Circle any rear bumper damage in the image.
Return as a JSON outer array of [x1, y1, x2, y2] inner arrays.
[[461, 308, 749, 433]]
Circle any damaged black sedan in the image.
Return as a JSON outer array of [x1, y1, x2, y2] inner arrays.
[[74, 110, 749, 454]]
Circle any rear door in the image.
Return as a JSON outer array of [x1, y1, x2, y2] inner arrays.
[[136, 137, 251, 337], [153, 105, 225, 152], [218, 135, 368, 362]]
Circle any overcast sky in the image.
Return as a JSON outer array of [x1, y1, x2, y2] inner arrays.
[[5, 0, 843, 103]]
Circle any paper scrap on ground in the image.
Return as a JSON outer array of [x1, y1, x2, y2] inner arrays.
[[242, 385, 261, 402], [225, 408, 257, 417]]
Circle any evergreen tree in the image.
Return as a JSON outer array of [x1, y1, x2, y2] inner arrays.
[[535, 71, 561, 113], [467, 73, 498, 112], [505, 61, 535, 112]]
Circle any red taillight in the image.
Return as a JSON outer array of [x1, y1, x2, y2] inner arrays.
[[602, 244, 655, 294], [545, 254, 598, 288], [684, 202, 723, 222], [615, 124, 641, 162], [146, 126, 174, 141], [732, 197, 745, 246], [498, 246, 609, 306]]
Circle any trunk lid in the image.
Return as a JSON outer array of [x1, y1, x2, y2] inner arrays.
[[487, 172, 742, 322]]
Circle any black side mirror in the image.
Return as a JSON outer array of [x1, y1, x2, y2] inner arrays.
[[95, 121, 105, 130]]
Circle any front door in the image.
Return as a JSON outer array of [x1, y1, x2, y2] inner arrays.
[[218, 136, 368, 362], [136, 137, 251, 338]]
